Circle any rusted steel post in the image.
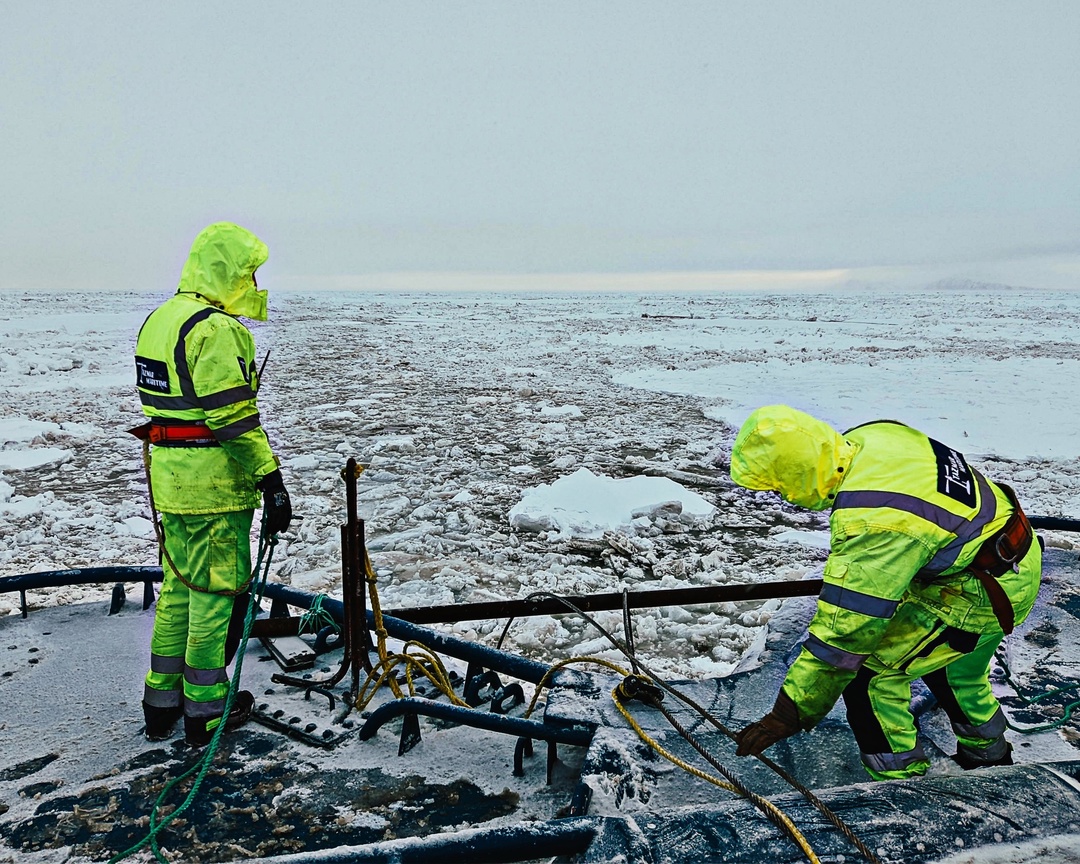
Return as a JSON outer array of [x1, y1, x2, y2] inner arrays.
[[271, 458, 373, 692], [344, 459, 375, 676]]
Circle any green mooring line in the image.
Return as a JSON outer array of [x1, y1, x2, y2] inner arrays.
[[996, 650, 1080, 734], [108, 524, 277, 864]]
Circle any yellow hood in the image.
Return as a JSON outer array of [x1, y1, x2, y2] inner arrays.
[[176, 222, 270, 320], [729, 405, 858, 510]]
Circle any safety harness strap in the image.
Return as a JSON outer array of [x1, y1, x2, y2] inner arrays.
[[967, 483, 1033, 635]]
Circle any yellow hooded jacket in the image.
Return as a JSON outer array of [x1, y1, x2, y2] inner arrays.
[[731, 405, 1041, 727], [135, 222, 279, 514]]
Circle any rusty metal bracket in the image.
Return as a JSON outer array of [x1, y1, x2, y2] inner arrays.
[[464, 660, 503, 707]]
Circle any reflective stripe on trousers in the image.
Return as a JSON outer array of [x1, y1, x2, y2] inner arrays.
[[842, 604, 1004, 781], [861, 743, 929, 776], [143, 509, 253, 715]]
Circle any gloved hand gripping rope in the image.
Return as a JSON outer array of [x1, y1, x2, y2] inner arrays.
[[507, 590, 882, 864]]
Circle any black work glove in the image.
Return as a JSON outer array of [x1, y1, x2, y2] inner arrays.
[[257, 469, 292, 535], [735, 690, 802, 757]]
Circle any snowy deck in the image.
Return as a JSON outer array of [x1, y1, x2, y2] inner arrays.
[[2, 546, 1078, 863]]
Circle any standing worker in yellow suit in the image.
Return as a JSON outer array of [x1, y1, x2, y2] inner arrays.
[[728, 405, 1040, 779], [134, 222, 293, 747]]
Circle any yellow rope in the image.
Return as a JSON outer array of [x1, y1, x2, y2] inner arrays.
[[520, 656, 822, 864], [612, 687, 820, 864], [362, 547, 404, 700], [342, 498, 820, 864], [523, 655, 630, 718], [354, 645, 469, 711], [610, 686, 741, 796], [352, 541, 467, 708]]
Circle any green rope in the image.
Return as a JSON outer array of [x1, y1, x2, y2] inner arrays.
[[995, 650, 1080, 733], [298, 593, 338, 635], [108, 519, 278, 864]]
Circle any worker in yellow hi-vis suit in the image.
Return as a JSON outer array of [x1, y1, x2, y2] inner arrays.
[[134, 222, 292, 747], [728, 405, 1040, 779]]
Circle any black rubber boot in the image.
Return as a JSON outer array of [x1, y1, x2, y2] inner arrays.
[[952, 740, 1014, 770], [184, 690, 255, 748], [143, 702, 183, 741]]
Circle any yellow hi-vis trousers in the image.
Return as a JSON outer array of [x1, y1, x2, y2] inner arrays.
[[142, 510, 253, 720], [840, 536, 1040, 781]]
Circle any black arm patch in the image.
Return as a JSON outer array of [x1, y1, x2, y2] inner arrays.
[[928, 437, 977, 508], [135, 356, 170, 394], [237, 356, 257, 388]]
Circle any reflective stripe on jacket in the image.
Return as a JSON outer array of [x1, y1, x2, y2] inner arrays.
[[135, 224, 278, 514], [730, 407, 1041, 729], [789, 421, 1040, 726]]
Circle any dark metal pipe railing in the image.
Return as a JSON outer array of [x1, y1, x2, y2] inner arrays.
[[355, 697, 594, 746], [3, 510, 1076, 605], [4, 506, 1078, 652], [390, 579, 824, 625], [0, 566, 163, 593], [4, 512, 1076, 605], [0, 567, 552, 682], [251, 816, 599, 863], [260, 582, 553, 685], [1030, 516, 1080, 532]]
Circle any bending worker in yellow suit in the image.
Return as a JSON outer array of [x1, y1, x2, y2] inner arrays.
[[134, 222, 292, 747], [729, 405, 1040, 779]]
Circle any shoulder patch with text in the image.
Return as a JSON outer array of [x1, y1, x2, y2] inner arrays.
[[928, 437, 976, 508], [135, 356, 170, 393]]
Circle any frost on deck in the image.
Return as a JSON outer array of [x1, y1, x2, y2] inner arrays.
[[1, 547, 1078, 863]]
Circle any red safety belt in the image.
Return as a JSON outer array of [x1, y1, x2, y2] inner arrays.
[[127, 421, 219, 446]]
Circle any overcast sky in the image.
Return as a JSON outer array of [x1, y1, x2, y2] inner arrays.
[[2, 2, 1078, 291]]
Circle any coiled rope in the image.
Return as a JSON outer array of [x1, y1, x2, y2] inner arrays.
[[298, 593, 339, 636], [353, 547, 467, 709]]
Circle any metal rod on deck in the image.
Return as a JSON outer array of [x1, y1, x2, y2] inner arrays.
[[344, 459, 374, 675], [271, 458, 374, 697]]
